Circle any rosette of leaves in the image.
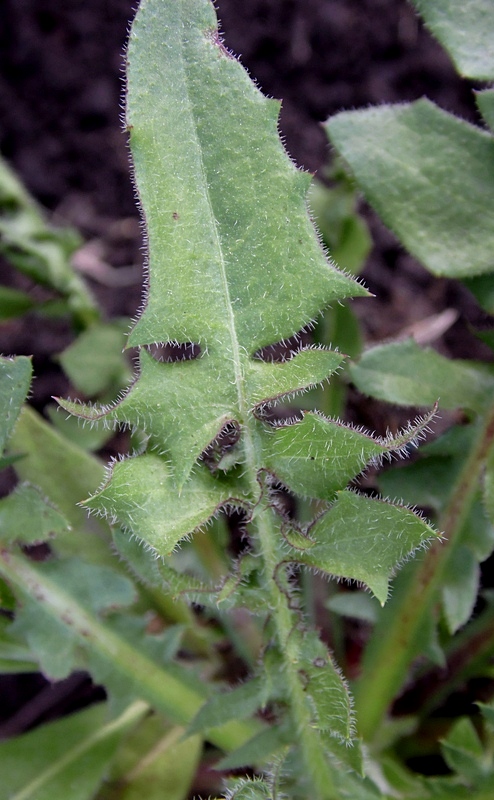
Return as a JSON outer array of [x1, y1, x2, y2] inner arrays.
[[56, 0, 439, 796]]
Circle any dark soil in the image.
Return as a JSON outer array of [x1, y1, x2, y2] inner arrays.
[[0, 0, 491, 782]]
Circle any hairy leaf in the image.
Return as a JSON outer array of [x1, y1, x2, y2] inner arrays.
[[326, 99, 494, 279], [294, 491, 438, 604], [0, 355, 32, 453], [412, 0, 494, 80], [0, 483, 69, 546], [349, 339, 494, 413]]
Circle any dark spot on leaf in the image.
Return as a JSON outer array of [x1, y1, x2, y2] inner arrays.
[[172, 211, 179, 220], [146, 342, 201, 363], [313, 657, 326, 668]]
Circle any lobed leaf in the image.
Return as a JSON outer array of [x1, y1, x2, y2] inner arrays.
[[85, 453, 249, 557], [62, 0, 366, 491]]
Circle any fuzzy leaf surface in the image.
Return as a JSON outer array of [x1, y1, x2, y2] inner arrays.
[[412, 0, 494, 80], [0, 483, 69, 546], [349, 339, 494, 413], [264, 409, 435, 500], [326, 99, 494, 279], [85, 453, 248, 557], [294, 491, 438, 604], [0, 355, 32, 453], [61, 0, 365, 491]]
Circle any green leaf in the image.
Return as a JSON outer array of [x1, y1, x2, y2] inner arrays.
[[98, 716, 202, 800], [326, 591, 380, 624], [349, 339, 494, 413], [0, 702, 146, 800], [0, 483, 69, 546], [57, 321, 131, 398], [0, 614, 37, 673], [0, 153, 98, 327], [0, 355, 32, 453], [412, 0, 494, 80], [62, 0, 366, 489], [223, 778, 273, 800], [264, 408, 435, 501], [215, 725, 289, 770], [326, 99, 494, 279], [476, 88, 494, 131], [0, 286, 35, 321], [440, 717, 486, 783], [10, 559, 137, 680], [188, 677, 263, 735], [298, 630, 355, 743], [295, 491, 438, 604], [84, 453, 249, 557], [442, 545, 480, 634]]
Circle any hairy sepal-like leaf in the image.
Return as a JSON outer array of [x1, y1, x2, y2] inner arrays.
[[85, 453, 249, 557], [61, 0, 366, 493], [292, 491, 439, 604], [326, 99, 494, 279], [263, 407, 435, 501]]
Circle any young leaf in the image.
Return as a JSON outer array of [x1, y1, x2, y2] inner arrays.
[[0, 483, 69, 546], [294, 491, 438, 604], [188, 677, 264, 735], [60, 0, 366, 491], [326, 99, 494, 279], [0, 355, 32, 453]]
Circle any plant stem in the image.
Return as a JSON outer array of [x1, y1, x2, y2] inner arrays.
[[355, 401, 494, 741], [0, 548, 259, 753], [252, 502, 338, 800]]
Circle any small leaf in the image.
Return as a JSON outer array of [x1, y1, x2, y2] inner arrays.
[[85, 454, 249, 556], [326, 590, 380, 624], [264, 408, 434, 501], [0, 703, 143, 800], [442, 545, 480, 634], [440, 717, 486, 783], [412, 0, 494, 80], [327, 99, 494, 279], [0, 355, 32, 453], [296, 491, 438, 604], [0, 286, 35, 321], [57, 321, 131, 397], [215, 725, 289, 770], [0, 483, 69, 545], [350, 339, 494, 413], [298, 630, 355, 743], [99, 717, 202, 800], [188, 677, 263, 735]]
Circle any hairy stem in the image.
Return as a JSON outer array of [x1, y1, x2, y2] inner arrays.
[[355, 401, 494, 741]]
